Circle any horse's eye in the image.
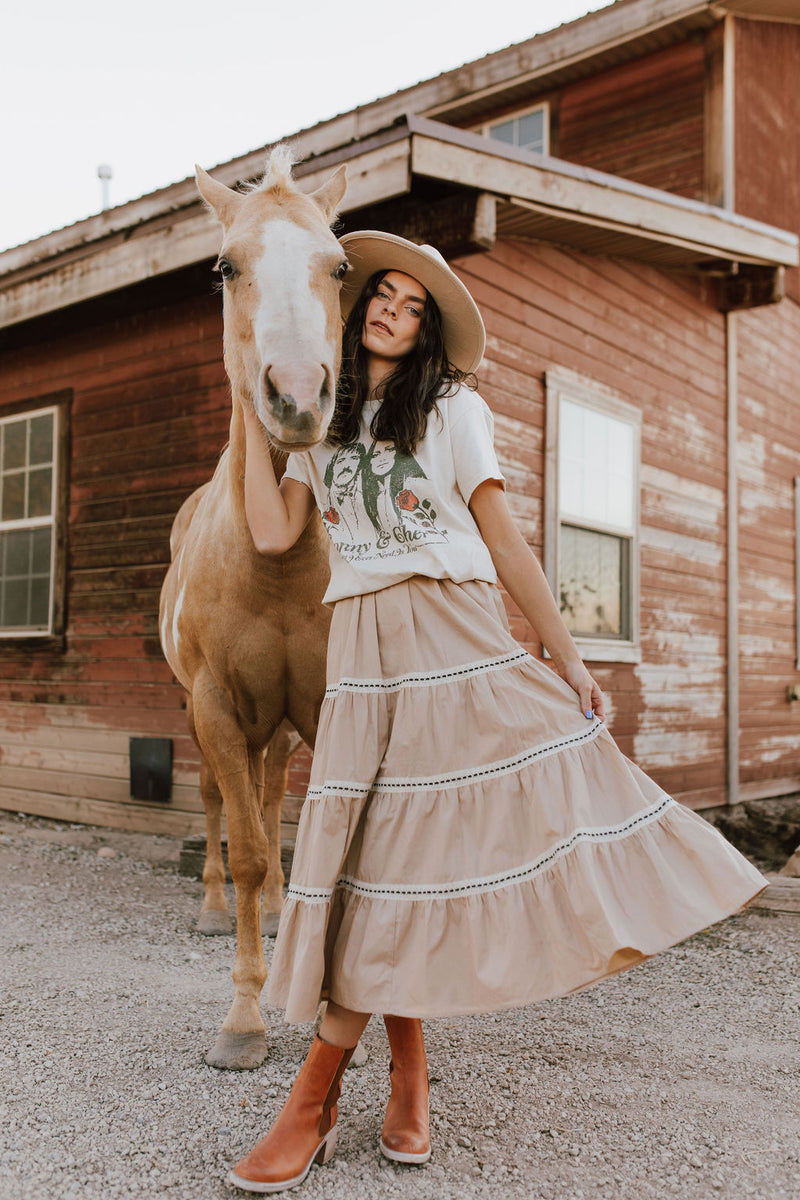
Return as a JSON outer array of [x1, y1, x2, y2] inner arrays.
[[216, 257, 235, 281], [333, 261, 348, 281]]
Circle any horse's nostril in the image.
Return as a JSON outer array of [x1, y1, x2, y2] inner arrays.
[[320, 364, 334, 411]]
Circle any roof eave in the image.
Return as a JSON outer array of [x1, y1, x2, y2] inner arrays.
[[0, 117, 796, 332]]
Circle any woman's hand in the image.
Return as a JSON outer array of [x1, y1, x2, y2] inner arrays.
[[557, 659, 606, 723], [242, 406, 315, 554], [468, 480, 607, 723]]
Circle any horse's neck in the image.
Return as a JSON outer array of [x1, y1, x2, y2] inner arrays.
[[226, 401, 288, 503]]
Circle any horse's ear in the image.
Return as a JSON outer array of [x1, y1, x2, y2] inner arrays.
[[195, 165, 243, 226], [308, 164, 347, 223]]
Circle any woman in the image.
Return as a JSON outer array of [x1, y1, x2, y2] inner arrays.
[[231, 233, 765, 1193]]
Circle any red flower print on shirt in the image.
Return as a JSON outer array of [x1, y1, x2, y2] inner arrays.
[[396, 490, 419, 512], [323, 507, 340, 525]]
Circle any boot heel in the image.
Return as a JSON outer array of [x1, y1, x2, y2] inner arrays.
[[315, 1124, 337, 1165]]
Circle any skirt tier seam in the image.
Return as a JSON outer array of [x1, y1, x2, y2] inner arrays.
[[287, 793, 677, 904]]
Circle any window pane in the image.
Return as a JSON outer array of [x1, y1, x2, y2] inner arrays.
[[29, 576, 50, 627], [29, 414, 54, 465], [560, 524, 629, 639], [489, 119, 515, 145], [559, 398, 635, 529], [3, 529, 31, 576], [517, 110, 544, 152], [2, 421, 26, 471], [2, 473, 25, 521], [2, 577, 29, 627], [32, 527, 52, 574], [27, 467, 53, 518]]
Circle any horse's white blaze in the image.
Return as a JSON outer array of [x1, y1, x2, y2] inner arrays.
[[252, 220, 332, 408]]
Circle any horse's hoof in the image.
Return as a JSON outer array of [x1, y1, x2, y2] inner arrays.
[[348, 1039, 369, 1069], [260, 912, 281, 938], [196, 909, 233, 936], [205, 1030, 268, 1071]]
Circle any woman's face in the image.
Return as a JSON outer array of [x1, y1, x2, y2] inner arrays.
[[370, 442, 397, 477], [361, 271, 426, 364]]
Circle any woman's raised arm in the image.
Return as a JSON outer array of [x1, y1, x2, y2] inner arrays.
[[243, 407, 317, 555], [469, 479, 605, 721]]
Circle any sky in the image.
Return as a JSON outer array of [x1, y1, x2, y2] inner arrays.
[[0, 0, 614, 254]]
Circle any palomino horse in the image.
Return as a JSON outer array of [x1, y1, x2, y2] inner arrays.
[[159, 148, 346, 1069]]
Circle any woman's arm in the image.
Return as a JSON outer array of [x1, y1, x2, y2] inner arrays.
[[469, 479, 606, 721], [243, 407, 317, 554]]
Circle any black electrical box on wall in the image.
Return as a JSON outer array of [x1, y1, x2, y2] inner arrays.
[[129, 737, 173, 803]]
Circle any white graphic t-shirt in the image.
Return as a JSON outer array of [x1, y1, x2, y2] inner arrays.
[[284, 384, 505, 604]]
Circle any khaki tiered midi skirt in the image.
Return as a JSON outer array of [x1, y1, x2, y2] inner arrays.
[[268, 577, 766, 1023]]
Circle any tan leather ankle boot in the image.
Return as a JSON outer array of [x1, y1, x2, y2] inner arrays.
[[229, 1035, 354, 1192], [380, 1015, 431, 1164]]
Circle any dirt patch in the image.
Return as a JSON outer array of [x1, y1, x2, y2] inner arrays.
[[1, 811, 798, 1200]]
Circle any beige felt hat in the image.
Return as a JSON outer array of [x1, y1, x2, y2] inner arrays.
[[339, 231, 486, 374]]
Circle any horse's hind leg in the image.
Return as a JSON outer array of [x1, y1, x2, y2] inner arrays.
[[260, 721, 301, 938], [197, 756, 233, 936]]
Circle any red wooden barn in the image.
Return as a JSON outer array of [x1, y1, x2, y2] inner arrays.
[[1, 0, 798, 844]]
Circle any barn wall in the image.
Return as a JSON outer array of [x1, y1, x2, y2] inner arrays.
[[734, 20, 800, 302], [0, 287, 313, 838], [555, 41, 707, 200], [736, 296, 800, 790], [455, 241, 730, 807]]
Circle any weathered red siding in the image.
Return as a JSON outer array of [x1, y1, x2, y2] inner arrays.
[[734, 21, 800, 302], [736, 297, 800, 789], [456, 241, 729, 807], [556, 41, 707, 200], [0, 290, 304, 834]]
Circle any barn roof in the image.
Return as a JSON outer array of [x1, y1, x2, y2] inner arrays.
[[0, 0, 797, 328]]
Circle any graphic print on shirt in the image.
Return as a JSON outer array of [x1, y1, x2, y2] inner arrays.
[[322, 438, 448, 561]]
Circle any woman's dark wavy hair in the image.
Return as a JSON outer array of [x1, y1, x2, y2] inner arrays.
[[327, 270, 477, 455]]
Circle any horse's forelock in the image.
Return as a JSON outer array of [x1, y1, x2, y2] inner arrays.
[[258, 144, 297, 197]]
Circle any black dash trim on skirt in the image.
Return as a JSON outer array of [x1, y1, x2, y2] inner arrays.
[[305, 719, 605, 802], [332, 795, 676, 902], [324, 649, 530, 697]]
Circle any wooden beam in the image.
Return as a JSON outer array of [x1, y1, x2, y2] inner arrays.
[[409, 124, 799, 267], [338, 190, 496, 259], [716, 263, 785, 310], [725, 312, 740, 806]]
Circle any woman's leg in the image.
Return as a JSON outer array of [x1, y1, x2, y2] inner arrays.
[[228, 1004, 370, 1193], [319, 1001, 370, 1049], [380, 1015, 431, 1164]]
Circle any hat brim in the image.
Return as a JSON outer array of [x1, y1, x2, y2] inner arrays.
[[339, 231, 486, 375]]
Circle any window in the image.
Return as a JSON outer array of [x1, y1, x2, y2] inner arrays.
[[482, 104, 549, 156], [0, 395, 68, 638], [545, 370, 641, 663]]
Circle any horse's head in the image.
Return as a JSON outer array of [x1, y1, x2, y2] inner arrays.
[[196, 147, 347, 451]]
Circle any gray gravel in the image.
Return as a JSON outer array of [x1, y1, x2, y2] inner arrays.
[[1, 811, 799, 1200]]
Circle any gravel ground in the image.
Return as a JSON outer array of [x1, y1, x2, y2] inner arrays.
[[1, 811, 799, 1200]]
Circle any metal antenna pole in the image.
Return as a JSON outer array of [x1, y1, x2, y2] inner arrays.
[[97, 163, 113, 211]]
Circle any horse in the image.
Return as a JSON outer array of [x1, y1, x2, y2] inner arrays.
[[159, 147, 346, 1070]]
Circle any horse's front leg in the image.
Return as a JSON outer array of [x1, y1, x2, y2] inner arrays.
[[193, 679, 270, 1070], [197, 755, 234, 935]]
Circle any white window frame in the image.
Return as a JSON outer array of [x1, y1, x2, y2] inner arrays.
[[545, 368, 641, 664], [795, 476, 800, 670], [477, 102, 550, 156], [0, 404, 60, 638]]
